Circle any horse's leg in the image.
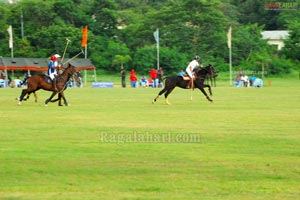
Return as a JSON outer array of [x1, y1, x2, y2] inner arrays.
[[17, 89, 29, 105], [59, 92, 69, 106], [58, 93, 63, 106], [33, 92, 38, 102], [25, 92, 37, 102], [164, 87, 175, 105], [152, 88, 167, 103], [45, 92, 57, 106], [197, 85, 213, 102], [23, 93, 30, 101], [203, 84, 212, 96]]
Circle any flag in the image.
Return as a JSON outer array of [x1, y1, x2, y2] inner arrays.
[[7, 25, 13, 49], [227, 26, 232, 49], [153, 29, 159, 47], [81, 25, 88, 47]]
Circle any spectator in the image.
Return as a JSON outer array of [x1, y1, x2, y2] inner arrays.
[[129, 69, 137, 88], [157, 67, 164, 88], [241, 74, 249, 87], [120, 67, 126, 88], [149, 68, 158, 88], [253, 78, 263, 88], [140, 75, 149, 87], [249, 73, 257, 86], [234, 74, 242, 87], [14, 76, 23, 88]]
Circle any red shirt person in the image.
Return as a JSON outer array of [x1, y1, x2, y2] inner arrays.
[[149, 68, 157, 88], [129, 69, 137, 87]]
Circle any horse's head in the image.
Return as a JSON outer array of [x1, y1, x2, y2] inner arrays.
[[197, 64, 218, 78], [62, 64, 78, 76], [206, 64, 218, 78]]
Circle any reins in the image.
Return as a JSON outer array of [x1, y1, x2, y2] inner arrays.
[[55, 66, 77, 92]]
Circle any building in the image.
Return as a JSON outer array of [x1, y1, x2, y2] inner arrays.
[[261, 30, 289, 50]]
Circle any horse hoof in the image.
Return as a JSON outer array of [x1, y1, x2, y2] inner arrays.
[[45, 104, 48, 107]]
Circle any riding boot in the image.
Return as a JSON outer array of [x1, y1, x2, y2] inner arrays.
[[52, 78, 58, 92]]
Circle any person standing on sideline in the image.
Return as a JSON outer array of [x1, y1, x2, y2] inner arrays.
[[157, 67, 164, 88], [129, 69, 137, 88], [48, 54, 61, 91], [185, 55, 200, 89], [149, 68, 157, 88], [120, 67, 126, 88]]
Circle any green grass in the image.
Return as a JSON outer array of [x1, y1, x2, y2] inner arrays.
[[0, 78, 299, 200]]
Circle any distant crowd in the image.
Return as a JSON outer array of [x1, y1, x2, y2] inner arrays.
[[234, 69, 264, 88], [0, 70, 28, 88], [120, 67, 164, 88]]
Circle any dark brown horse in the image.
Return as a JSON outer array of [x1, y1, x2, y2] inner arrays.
[[21, 71, 82, 106], [152, 64, 218, 105], [17, 64, 78, 106]]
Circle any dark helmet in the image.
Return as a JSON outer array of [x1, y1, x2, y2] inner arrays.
[[194, 55, 201, 60]]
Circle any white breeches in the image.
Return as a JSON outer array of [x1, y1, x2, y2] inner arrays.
[[186, 69, 194, 79], [49, 73, 56, 80]]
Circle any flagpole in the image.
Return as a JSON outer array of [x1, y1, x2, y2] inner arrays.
[[157, 29, 159, 70], [229, 47, 232, 86], [227, 26, 232, 86], [154, 29, 160, 70]]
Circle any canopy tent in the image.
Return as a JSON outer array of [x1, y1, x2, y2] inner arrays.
[[0, 57, 96, 86], [0, 57, 95, 71], [0, 57, 48, 71]]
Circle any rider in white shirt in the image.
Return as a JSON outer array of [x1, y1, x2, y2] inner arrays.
[[185, 55, 201, 88]]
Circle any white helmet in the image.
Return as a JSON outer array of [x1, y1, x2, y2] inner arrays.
[[54, 54, 61, 58]]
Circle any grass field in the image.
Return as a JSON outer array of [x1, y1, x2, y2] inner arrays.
[[0, 78, 299, 200]]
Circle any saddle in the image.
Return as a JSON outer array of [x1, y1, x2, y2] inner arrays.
[[41, 74, 56, 84], [181, 75, 191, 81], [180, 75, 197, 81]]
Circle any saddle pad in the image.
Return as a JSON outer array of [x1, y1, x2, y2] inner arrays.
[[181, 76, 190, 81], [44, 76, 51, 84]]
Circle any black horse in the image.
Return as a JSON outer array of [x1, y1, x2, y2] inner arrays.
[[152, 64, 218, 105]]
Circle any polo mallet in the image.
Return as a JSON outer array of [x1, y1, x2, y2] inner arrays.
[[63, 49, 84, 66], [61, 38, 71, 63], [190, 77, 194, 101]]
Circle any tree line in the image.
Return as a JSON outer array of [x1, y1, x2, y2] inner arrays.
[[0, 0, 299, 75]]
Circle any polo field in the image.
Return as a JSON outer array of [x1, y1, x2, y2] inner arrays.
[[0, 78, 299, 199]]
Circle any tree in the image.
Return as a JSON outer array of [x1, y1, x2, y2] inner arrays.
[[113, 55, 132, 70], [132, 45, 187, 74], [88, 0, 120, 37], [0, 2, 10, 56], [281, 21, 300, 62]]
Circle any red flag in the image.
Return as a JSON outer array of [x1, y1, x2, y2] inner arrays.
[[81, 26, 88, 47]]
